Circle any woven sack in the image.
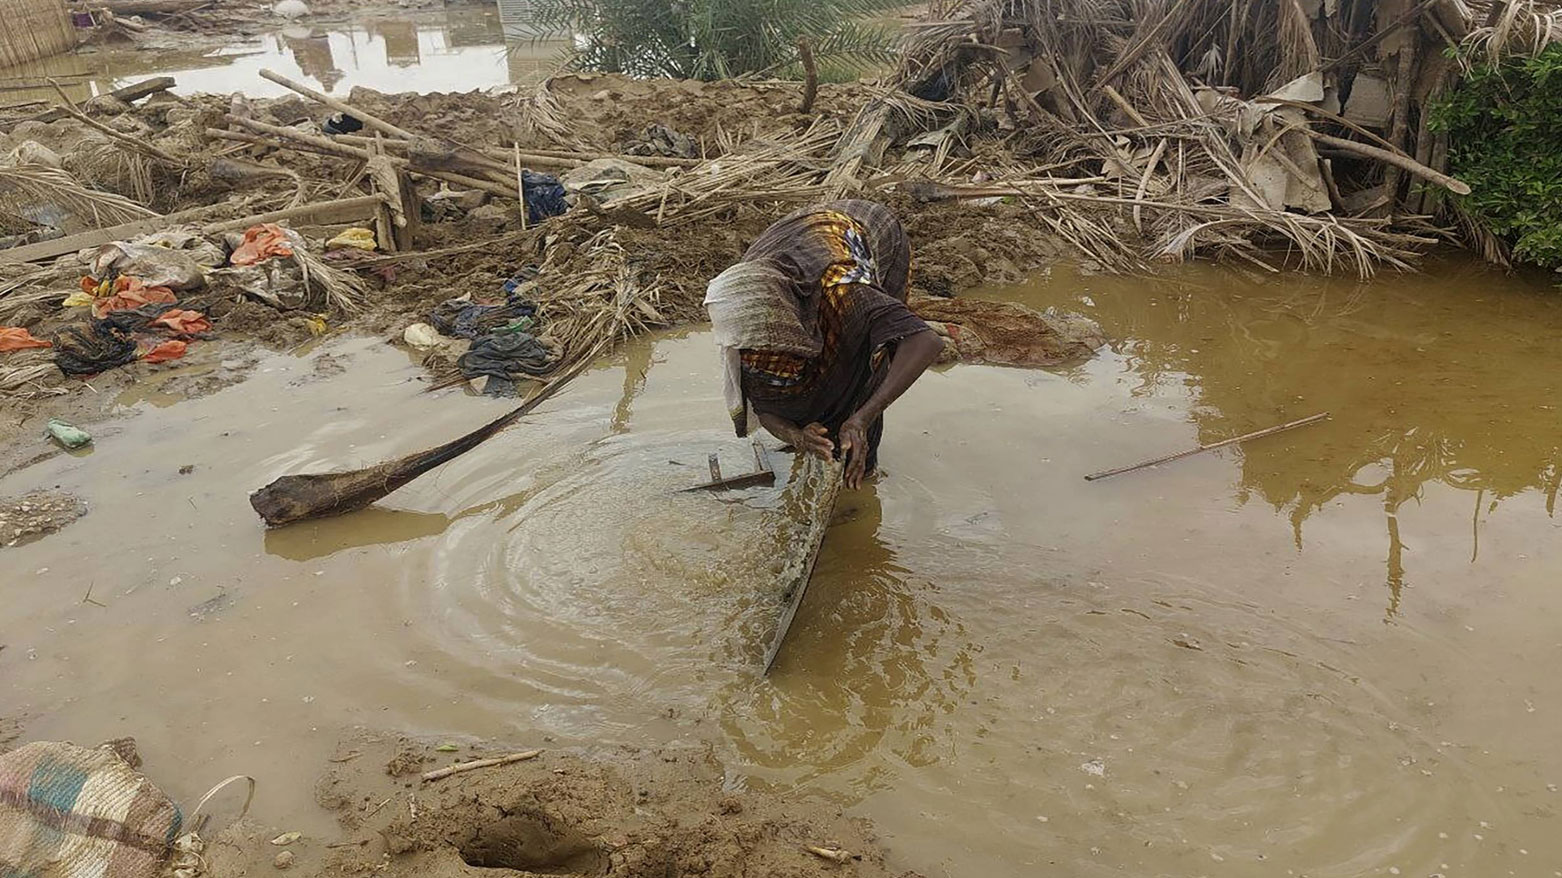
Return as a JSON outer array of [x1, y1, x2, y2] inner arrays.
[[0, 740, 181, 878]]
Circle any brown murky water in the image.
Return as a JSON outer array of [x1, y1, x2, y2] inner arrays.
[[4, 256, 1562, 878]]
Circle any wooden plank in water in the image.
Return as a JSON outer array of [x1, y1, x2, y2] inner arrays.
[[762, 459, 843, 674]]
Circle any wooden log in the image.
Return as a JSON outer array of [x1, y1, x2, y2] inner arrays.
[[94, 0, 208, 15], [1300, 129, 1469, 195], [108, 76, 176, 103], [0, 195, 384, 263], [200, 194, 389, 232]]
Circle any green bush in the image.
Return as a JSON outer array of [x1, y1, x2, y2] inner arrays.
[[1428, 44, 1562, 273], [530, 0, 903, 81]]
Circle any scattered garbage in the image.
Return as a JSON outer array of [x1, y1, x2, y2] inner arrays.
[[0, 327, 53, 352], [457, 331, 556, 387], [230, 223, 297, 266], [326, 227, 377, 252], [427, 291, 537, 341], [46, 418, 93, 449], [401, 322, 442, 350], [321, 111, 362, 135], [520, 170, 568, 224], [53, 323, 138, 376], [143, 339, 188, 363], [152, 308, 213, 334], [89, 276, 178, 318], [87, 241, 207, 292]]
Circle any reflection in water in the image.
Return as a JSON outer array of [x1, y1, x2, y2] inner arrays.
[[997, 258, 1562, 616], [0, 8, 563, 105], [263, 506, 452, 561]]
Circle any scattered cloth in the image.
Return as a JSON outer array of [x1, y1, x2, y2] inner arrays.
[[46, 418, 92, 449], [142, 340, 188, 363], [0, 740, 180, 878], [321, 112, 363, 135], [327, 227, 377, 252], [428, 292, 537, 340], [230, 223, 296, 266], [626, 123, 697, 159], [0, 327, 52, 352], [91, 276, 178, 319], [96, 302, 179, 335], [458, 332, 555, 383], [521, 170, 568, 223], [62, 290, 95, 308], [151, 309, 212, 335], [53, 323, 138, 376]]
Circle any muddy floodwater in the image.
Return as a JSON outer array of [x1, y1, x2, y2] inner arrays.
[[4, 256, 1562, 877], [1, 8, 558, 106]]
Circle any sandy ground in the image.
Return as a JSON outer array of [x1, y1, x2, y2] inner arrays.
[[193, 734, 917, 878]]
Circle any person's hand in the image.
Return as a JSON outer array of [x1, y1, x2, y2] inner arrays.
[[794, 422, 834, 461], [838, 414, 870, 489]]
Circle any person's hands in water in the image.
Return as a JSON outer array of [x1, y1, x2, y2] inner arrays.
[[838, 414, 870, 489], [794, 422, 834, 460]]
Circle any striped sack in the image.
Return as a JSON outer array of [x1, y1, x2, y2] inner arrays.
[[0, 741, 182, 878]]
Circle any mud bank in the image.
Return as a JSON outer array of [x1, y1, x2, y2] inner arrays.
[[199, 734, 917, 878]]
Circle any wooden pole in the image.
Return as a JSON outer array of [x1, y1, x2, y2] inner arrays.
[[1300, 129, 1469, 195], [1083, 413, 1330, 482], [514, 142, 528, 232]]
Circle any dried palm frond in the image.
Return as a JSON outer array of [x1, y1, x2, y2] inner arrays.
[[510, 78, 590, 151], [0, 164, 157, 229], [291, 245, 366, 314], [0, 363, 65, 398], [1466, 0, 1562, 57], [67, 141, 156, 206]]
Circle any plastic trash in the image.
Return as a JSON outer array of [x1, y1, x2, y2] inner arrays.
[[402, 322, 442, 350], [230, 223, 296, 266], [0, 327, 52, 352], [143, 340, 188, 363], [326, 227, 377, 252], [46, 419, 92, 449]]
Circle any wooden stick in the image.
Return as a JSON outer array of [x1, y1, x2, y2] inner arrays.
[[48, 80, 182, 165], [420, 750, 541, 782], [514, 142, 528, 231], [797, 38, 818, 114], [1299, 129, 1470, 195], [1084, 413, 1329, 481], [218, 117, 520, 201], [259, 68, 420, 142], [258, 69, 513, 177]]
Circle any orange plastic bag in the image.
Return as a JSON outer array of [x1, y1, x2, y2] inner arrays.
[[91, 276, 177, 318], [151, 309, 212, 334], [0, 327, 52, 352], [142, 340, 188, 363], [230, 223, 295, 266]]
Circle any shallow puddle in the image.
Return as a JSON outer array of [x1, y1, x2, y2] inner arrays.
[[1, 6, 560, 107], [3, 256, 1561, 878]]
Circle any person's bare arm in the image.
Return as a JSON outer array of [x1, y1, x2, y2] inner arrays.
[[756, 411, 834, 459], [838, 329, 943, 488]]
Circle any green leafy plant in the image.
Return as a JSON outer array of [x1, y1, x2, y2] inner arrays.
[[530, 0, 904, 81], [1428, 44, 1562, 273]]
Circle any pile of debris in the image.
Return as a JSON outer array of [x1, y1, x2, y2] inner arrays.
[[828, 0, 1562, 274]]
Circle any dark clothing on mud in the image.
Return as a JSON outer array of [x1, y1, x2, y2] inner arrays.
[[705, 200, 927, 472]]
